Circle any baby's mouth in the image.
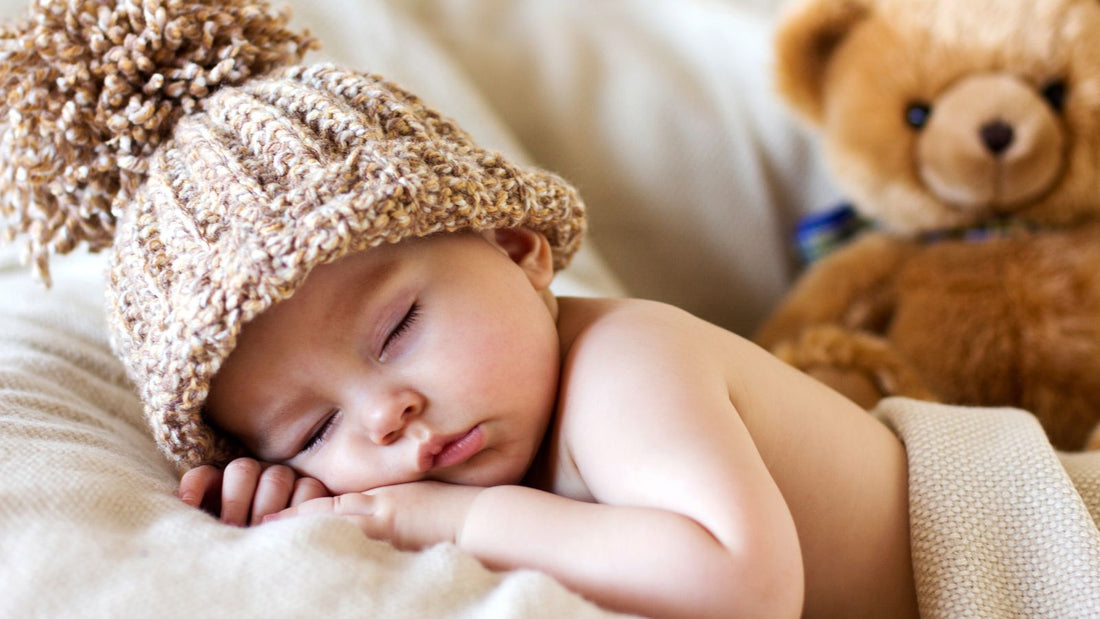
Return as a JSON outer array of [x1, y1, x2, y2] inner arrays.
[[417, 425, 486, 472]]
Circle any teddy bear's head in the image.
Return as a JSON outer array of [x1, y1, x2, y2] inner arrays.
[[776, 0, 1100, 234]]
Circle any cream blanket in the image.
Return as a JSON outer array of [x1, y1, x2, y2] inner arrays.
[[877, 399, 1100, 617]]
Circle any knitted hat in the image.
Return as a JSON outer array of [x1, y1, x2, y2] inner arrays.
[[0, 0, 585, 470]]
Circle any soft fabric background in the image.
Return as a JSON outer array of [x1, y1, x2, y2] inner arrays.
[[399, 0, 837, 334], [0, 0, 837, 616]]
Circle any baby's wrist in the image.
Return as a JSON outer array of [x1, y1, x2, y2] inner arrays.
[[454, 485, 498, 551]]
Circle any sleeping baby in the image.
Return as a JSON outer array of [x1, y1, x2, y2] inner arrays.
[[0, 0, 918, 616]]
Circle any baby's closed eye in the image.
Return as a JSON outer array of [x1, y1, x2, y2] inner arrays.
[[299, 409, 341, 456], [381, 302, 420, 360]]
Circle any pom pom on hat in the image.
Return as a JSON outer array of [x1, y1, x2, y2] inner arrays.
[[0, 0, 586, 470], [0, 0, 317, 284]]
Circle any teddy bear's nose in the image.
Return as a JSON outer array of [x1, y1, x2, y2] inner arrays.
[[979, 119, 1015, 156]]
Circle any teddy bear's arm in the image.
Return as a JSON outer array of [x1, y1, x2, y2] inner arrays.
[[755, 232, 915, 349]]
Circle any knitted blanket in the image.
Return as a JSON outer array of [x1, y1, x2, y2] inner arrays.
[[875, 398, 1100, 617]]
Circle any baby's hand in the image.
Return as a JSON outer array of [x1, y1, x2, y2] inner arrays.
[[266, 481, 483, 550], [178, 457, 330, 526]]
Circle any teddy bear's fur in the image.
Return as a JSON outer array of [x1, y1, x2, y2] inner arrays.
[[755, 0, 1100, 450]]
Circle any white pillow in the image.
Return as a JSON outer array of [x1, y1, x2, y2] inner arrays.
[[397, 0, 839, 335], [0, 1, 617, 616]]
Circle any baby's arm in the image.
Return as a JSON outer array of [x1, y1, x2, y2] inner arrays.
[[459, 301, 804, 618], [178, 458, 329, 526]]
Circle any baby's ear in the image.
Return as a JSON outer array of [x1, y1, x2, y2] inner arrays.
[[483, 228, 555, 290], [774, 0, 869, 125]]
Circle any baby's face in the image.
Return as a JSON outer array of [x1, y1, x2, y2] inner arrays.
[[205, 231, 561, 494]]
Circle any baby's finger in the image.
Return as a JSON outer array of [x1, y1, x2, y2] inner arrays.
[[266, 492, 374, 522], [177, 465, 222, 509], [290, 476, 329, 506], [220, 457, 262, 526], [249, 464, 297, 526]]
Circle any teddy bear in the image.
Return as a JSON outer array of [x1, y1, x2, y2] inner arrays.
[[754, 0, 1100, 450]]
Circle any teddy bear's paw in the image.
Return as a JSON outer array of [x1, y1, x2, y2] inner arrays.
[[772, 324, 936, 409], [801, 365, 888, 409], [1085, 422, 1100, 451]]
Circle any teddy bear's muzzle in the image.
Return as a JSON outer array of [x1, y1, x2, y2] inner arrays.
[[915, 73, 1066, 216]]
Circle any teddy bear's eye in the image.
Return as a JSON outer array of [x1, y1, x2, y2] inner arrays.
[[1041, 80, 1067, 112], [905, 102, 932, 129]]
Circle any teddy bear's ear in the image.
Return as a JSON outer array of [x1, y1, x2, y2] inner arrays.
[[774, 0, 870, 125]]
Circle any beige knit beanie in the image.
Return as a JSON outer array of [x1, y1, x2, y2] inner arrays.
[[0, 0, 585, 470]]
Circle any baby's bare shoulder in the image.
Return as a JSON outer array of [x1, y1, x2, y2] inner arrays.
[[555, 296, 734, 354]]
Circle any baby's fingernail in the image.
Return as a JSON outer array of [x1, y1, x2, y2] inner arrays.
[[262, 513, 281, 523]]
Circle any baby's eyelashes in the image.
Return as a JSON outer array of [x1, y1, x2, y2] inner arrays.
[[380, 302, 420, 361], [299, 409, 341, 455]]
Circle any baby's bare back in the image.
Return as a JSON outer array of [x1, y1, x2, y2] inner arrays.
[[718, 323, 917, 617], [552, 297, 916, 616]]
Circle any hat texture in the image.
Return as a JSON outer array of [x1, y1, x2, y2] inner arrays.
[[0, 0, 585, 470]]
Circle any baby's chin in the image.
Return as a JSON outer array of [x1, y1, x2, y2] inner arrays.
[[439, 451, 532, 489]]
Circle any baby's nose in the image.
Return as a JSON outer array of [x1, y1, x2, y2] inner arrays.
[[365, 389, 425, 445]]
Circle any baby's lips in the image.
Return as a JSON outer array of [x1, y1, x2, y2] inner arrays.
[[416, 434, 450, 473]]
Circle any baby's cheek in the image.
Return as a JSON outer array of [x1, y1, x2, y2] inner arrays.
[[441, 286, 560, 418]]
